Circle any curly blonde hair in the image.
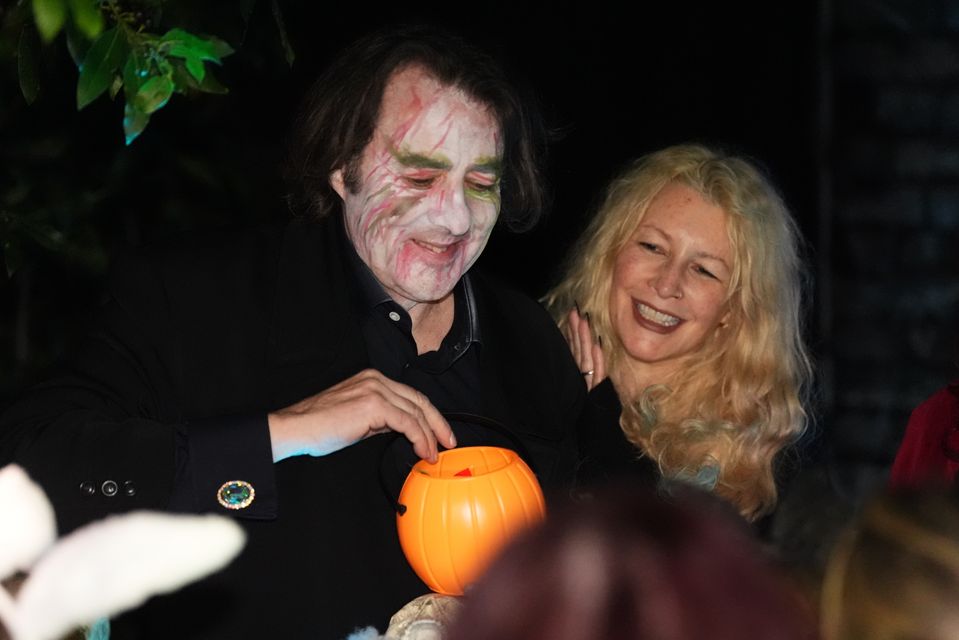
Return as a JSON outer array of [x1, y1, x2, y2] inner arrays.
[[543, 144, 812, 519]]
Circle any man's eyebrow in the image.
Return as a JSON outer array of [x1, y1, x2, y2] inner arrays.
[[470, 157, 502, 175], [390, 147, 502, 175], [391, 148, 451, 169]]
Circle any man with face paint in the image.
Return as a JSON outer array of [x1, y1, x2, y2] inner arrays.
[[0, 25, 585, 639]]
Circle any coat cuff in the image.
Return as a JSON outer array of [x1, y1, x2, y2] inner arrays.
[[170, 414, 278, 519]]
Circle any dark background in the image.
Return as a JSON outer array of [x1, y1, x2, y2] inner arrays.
[[5, 0, 957, 521], [0, 0, 820, 391]]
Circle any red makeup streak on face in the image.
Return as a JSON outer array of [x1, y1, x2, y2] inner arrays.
[[394, 246, 415, 282], [436, 188, 450, 208], [364, 149, 393, 184], [358, 191, 403, 235], [387, 89, 428, 149], [426, 113, 455, 156], [393, 240, 465, 287], [365, 198, 394, 223]]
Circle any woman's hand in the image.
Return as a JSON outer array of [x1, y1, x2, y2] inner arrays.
[[562, 308, 607, 391]]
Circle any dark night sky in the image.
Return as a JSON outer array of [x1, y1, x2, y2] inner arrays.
[[0, 1, 821, 396]]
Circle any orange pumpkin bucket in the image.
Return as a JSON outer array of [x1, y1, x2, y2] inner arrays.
[[396, 445, 546, 596]]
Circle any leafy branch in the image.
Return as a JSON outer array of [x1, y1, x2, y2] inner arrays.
[[19, 0, 236, 144]]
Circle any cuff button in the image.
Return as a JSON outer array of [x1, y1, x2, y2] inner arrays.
[[79, 481, 96, 497], [101, 480, 118, 497], [123, 480, 137, 497], [217, 480, 255, 510]]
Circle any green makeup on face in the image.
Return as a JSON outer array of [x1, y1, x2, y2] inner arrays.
[[392, 148, 452, 170], [390, 147, 502, 205], [466, 156, 502, 205]]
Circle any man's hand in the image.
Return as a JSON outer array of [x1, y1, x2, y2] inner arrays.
[[267, 369, 456, 463]]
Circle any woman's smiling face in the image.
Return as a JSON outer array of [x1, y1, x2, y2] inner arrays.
[[332, 65, 503, 310], [609, 181, 733, 382]]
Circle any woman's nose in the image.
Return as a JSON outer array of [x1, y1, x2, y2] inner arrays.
[[650, 262, 684, 299]]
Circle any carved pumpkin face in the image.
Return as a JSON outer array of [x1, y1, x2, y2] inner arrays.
[[396, 446, 546, 595]]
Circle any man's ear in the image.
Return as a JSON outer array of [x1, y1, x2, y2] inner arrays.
[[330, 168, 346, 199]]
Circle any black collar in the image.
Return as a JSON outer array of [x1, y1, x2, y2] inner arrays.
[[338, 216, 482, 347]]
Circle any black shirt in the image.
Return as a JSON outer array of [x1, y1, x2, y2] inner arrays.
[[340, 225, 523, 496], [342, 226, 482, 416]]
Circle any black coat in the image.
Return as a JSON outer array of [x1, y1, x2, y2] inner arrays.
[[0, 215, 584, 639]]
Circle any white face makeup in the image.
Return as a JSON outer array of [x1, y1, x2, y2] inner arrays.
[[332, 65, 503, 311], [608, 181, 733, 382]]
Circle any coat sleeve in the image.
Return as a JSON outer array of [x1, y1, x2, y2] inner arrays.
[[0, 249, 277, 534]]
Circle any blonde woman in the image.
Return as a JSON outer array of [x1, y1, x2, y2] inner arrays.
[[543, 144, 812, 520]]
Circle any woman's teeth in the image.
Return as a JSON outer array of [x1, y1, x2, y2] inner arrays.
[[637, 302, 680, 327]]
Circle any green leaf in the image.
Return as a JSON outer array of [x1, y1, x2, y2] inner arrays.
[[77, 27, 128, 109], [32, 0, 67, 42], [123, 102, 150, 145], [206, 36, 234, 61], [17, 26, 40, 105], [161, 28, 234, 65], [271, 0, 295, 67], [65, 20, 92, 66], [184, 56, 205, 83], [198, 72, 228, 95], [170, 59, 229, 95], [133, 74, 174, 114], [109, 73, 123, 99], [67, 0, 103, 40], [122, 49, 149, 102]]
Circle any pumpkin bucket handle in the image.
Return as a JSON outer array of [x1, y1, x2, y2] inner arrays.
[[379, 412, 539, 516]]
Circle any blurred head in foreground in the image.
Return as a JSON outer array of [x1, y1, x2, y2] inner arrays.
[[820, 490, 959, 640], [448, 485, 818, 640]]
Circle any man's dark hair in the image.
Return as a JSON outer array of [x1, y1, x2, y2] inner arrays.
[[285, 24, 548, 232]]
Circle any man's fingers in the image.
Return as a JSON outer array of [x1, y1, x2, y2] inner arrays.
[[371, 375, 452, 460], [405, 387, 455, 452]]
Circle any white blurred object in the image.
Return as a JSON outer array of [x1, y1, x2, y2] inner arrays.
[[0, 464, 246, 640], [0, 466, 57, 579]]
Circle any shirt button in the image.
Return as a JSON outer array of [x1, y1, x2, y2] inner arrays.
[[388, 311, 401, 322], [101, 480, 118, 497]]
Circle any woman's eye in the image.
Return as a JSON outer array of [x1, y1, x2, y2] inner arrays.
[[639, 241, 662, 253], [695, 264, 718, 280]]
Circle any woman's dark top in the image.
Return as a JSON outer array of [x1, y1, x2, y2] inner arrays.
[[575, 378, 660, 490]]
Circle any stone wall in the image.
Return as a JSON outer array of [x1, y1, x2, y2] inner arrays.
[[825, 0, 959, 500]]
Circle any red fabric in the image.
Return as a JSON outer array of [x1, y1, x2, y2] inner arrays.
[[889, 383, 959, 489]]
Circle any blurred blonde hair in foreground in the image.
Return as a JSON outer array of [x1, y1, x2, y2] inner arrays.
[[820, 491, 959, 640], [448, 484, 818, 640]]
